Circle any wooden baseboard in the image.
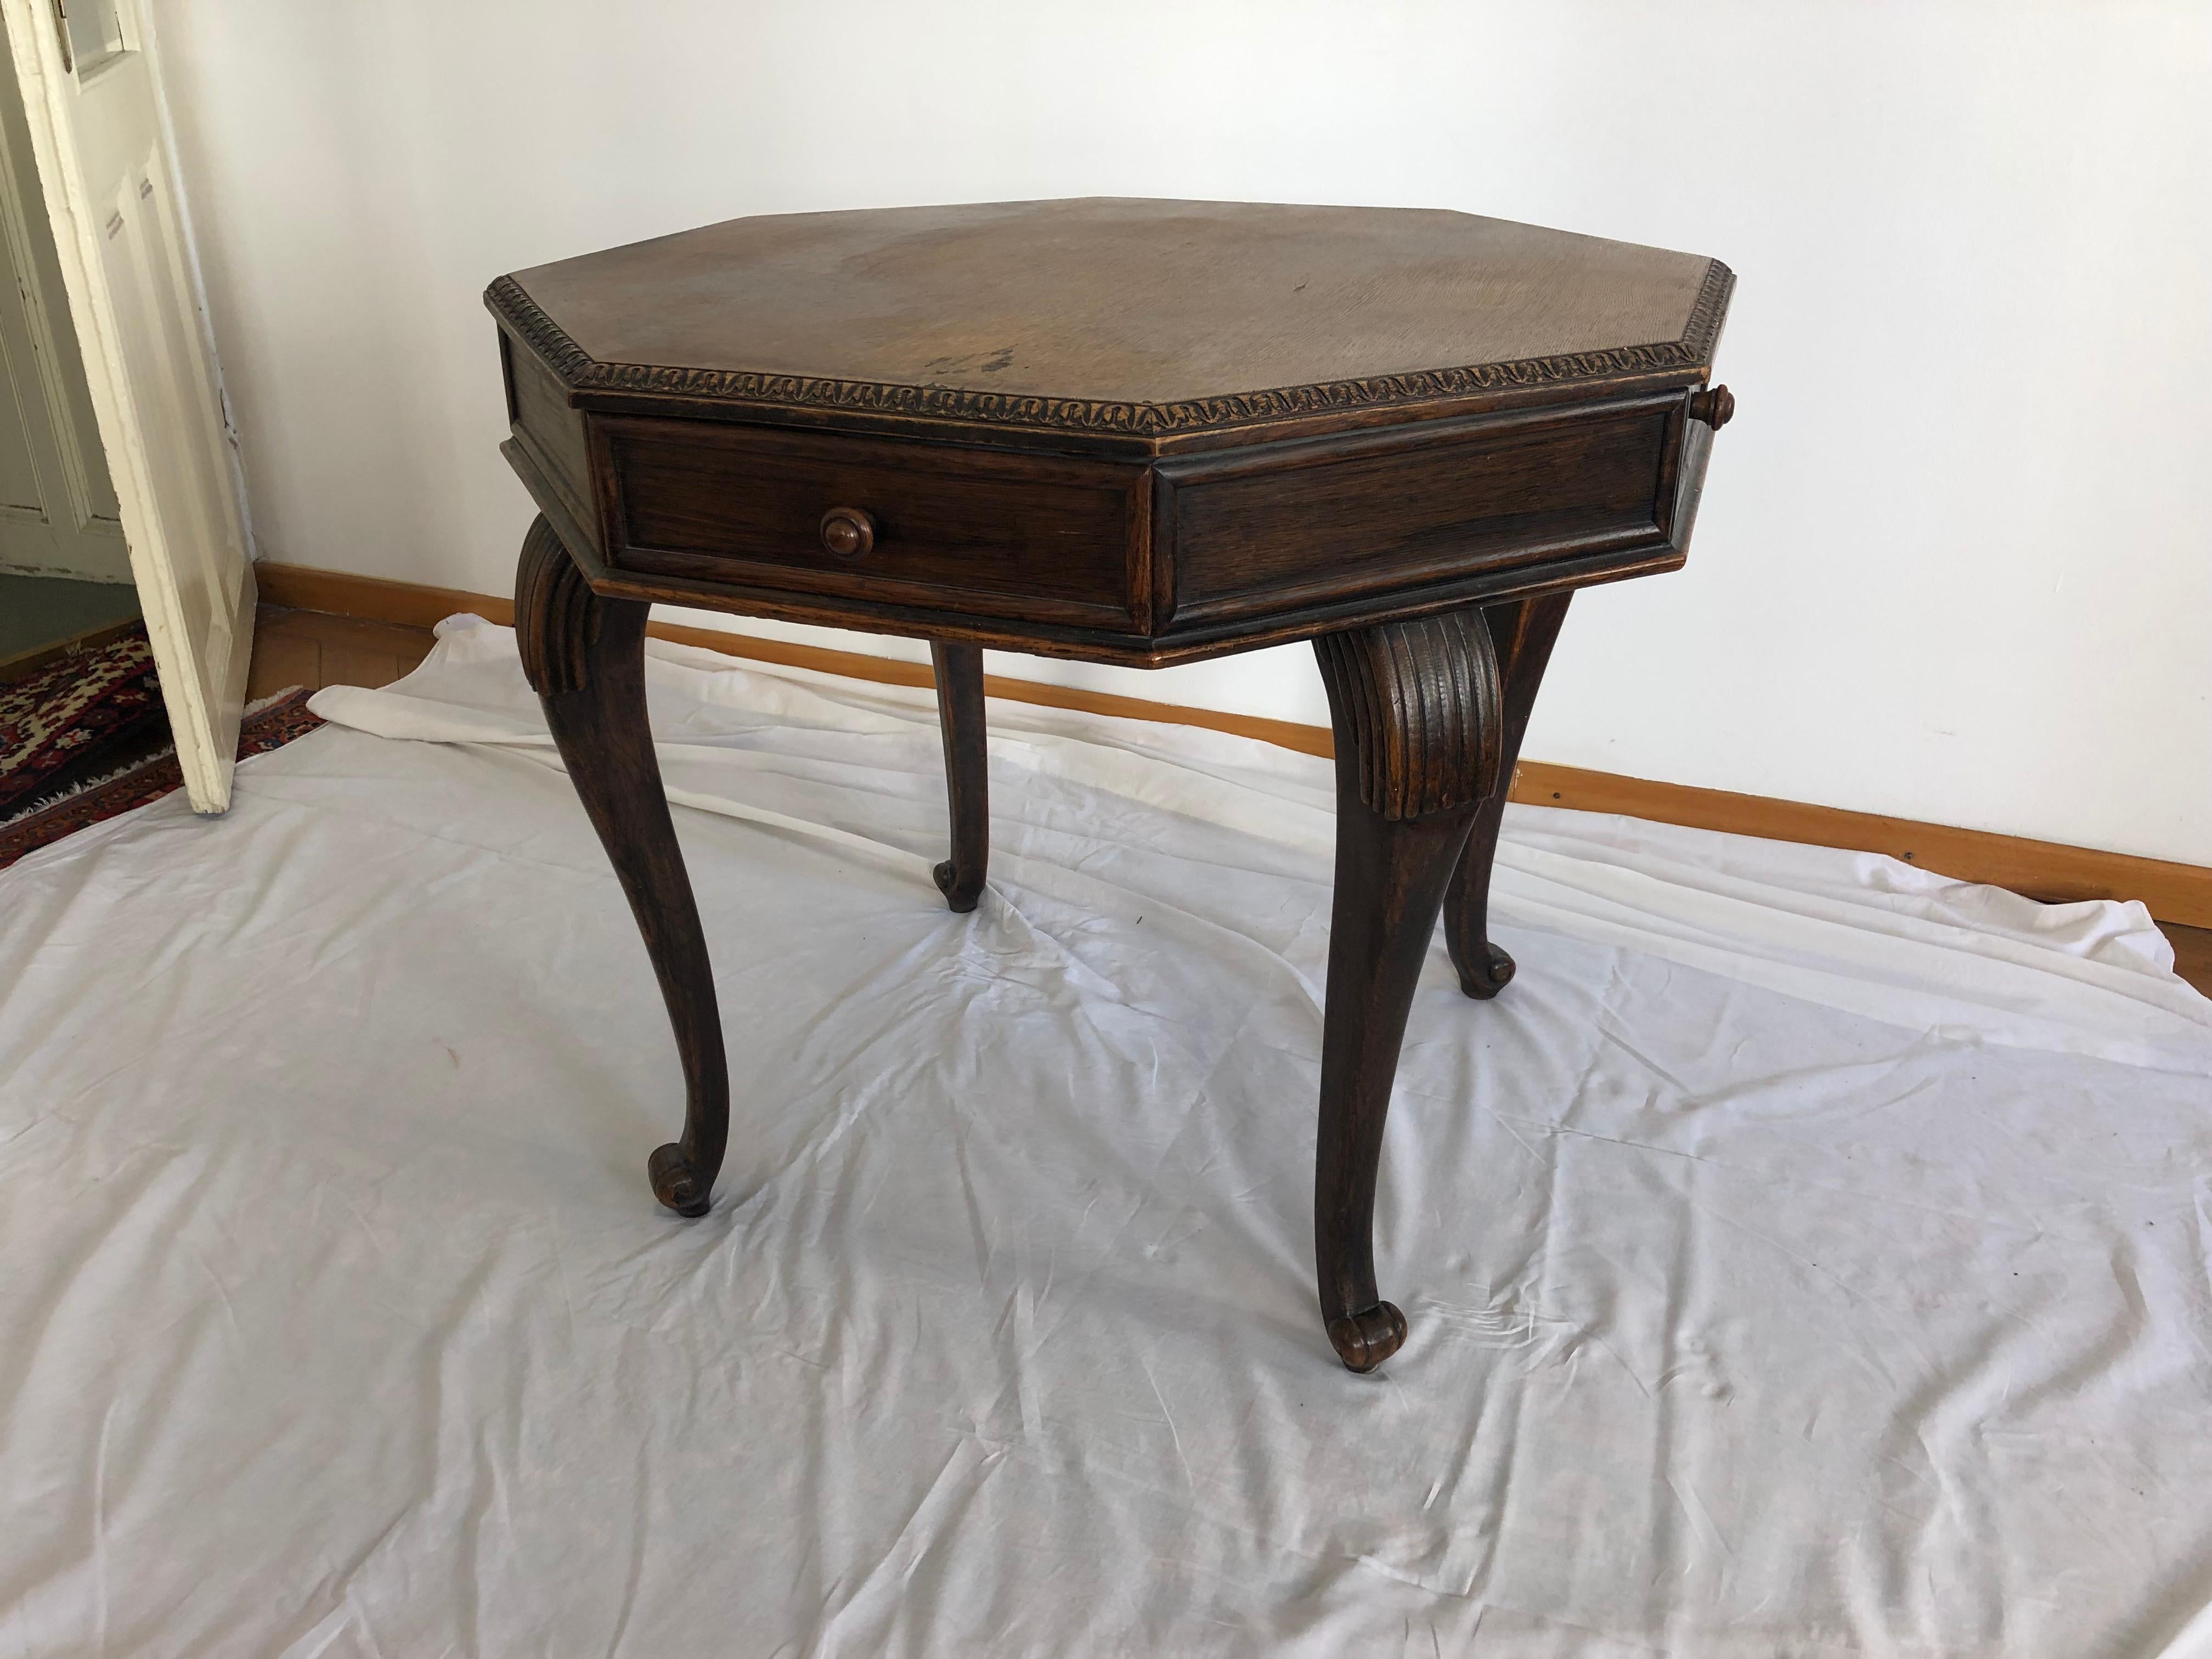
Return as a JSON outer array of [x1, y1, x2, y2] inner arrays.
[[1513, 763, 2212, 926], [252, 561, 1334, 756], [257, 564, 512, 633], [253, 560, 2212, 928]]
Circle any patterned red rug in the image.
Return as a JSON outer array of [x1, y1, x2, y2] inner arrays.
[[0, 623, 167, 818], [0, 687, 324, 873]]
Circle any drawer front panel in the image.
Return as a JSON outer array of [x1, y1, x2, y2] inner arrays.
[[604, 419, 1143, 627], [1159, 400, 1675, 625]]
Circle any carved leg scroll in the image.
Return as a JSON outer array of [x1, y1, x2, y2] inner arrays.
[[1312, 610, 1503, 1371], [930, 641, 989, 912], [1443, 594, 1572, 999], [516, 516, 729, 1217]]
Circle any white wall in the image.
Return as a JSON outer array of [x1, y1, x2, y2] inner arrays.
[[154, 0, 2212, 865]]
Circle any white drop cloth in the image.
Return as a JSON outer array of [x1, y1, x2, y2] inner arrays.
[[3, 614, 2210, 1657]]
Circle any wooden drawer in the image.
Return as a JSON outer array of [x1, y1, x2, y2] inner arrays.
[[1154, 397, 1679, 628], [599, 417, 1147, 628]]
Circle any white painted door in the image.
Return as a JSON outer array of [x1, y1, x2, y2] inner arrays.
[[1, 0, 251, 811]]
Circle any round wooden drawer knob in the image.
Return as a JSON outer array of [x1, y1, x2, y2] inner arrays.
[[1688, 384, 1735, 430], [819, 506, 875, 558]]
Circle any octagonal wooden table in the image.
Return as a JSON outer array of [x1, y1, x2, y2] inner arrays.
[[487, 198, 1735, 1372]]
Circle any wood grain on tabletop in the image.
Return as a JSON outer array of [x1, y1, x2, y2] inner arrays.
[[507, 198, 1717, 411]]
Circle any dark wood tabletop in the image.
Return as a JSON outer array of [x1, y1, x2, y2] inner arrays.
[[501, 198, 1722, 436], [489, 198, 1735, 1372]]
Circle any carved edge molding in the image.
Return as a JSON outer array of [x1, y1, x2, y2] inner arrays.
[[515, 515, 600, 696], [484, 259, 1734, 439], [1314, 610, 1504, 821]]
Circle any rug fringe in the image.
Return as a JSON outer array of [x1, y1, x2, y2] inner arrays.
[[7, 755, 170, 821], [244, 684, 309, 717]]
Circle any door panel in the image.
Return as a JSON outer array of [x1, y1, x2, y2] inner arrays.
[[0, 12, 124, 579], [0, 350, 49, 511]]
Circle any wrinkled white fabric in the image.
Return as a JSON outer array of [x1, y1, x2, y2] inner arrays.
[[2, 613, 2209, 1657]]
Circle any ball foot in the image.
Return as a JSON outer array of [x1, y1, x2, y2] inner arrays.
[[1325, 1301, 1408, 1373], [648, 1142, 712, 1217], [1456, 942, 1515, 1001], [933, 858, 981, 913]]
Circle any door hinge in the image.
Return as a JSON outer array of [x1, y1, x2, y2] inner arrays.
[[49, 0, 73, 72]]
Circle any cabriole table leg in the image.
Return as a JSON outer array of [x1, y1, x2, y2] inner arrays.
[[515, 516, 731, 1217], [1311, 609, 1504, 1372], [929, 641, 989, 912], [1442, 592, 1573, 999]]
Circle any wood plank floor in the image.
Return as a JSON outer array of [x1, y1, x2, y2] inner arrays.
[[247, 606, 431, 702], [246, 603, 2212, 1000]]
